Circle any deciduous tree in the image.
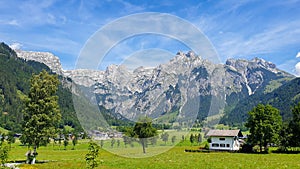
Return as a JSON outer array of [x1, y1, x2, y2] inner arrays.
[[111, 138, 115, 148], [123, 127, 135, 148], [6, 131, 15, 149], [278, 123, 291, 151], [161, 132, 169, 145], [289, 102, 300, 149], [133, 117, 157, 153], [197, 133, 202, 144], [190, 134, 195, 145], [63, 129, 69, 150], [71, 133, 78, 150], [149, 135, 158, 146], [22, 70, 61, 163], [245, 104, 282, 152], [100, 140, 104, 148], [171, 136, 176, 145], [117, 139, 120, 147], [0, 136, 9, 167]]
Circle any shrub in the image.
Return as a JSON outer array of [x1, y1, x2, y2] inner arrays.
[[0, 143, 9, 167], [85, 141, 100, 169]]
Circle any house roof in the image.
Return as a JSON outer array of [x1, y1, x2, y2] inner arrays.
[[206, 129, 240, 137]]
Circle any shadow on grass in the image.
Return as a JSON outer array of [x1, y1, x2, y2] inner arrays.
[[8, 160, 57, 163], [185, 148, 300, 154], [185, 149, 210, 153], [271, 150, 300, 154]]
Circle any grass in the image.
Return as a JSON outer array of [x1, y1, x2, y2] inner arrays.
[[5, 139, 300, 169], [264, 77, 293, 94], [0, 127, 9, 134]]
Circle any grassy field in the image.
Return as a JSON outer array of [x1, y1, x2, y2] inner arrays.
[[5, 139, 300, 169]]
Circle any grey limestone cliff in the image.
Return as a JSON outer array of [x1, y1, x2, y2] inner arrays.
[[15, 49, 294, 125]]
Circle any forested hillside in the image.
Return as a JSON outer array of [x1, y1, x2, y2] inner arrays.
[[0, 42, 82, 132], [221, 77, 300, 127]]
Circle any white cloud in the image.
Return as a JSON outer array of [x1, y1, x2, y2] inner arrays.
[[295, 62, 300, 76], [7, 19, 19, 26], [47, 13, 56, 24], [208, 20, 300, 62], [192, 1, 300, 65], [77, 13, 220, 69], [296, 51, 300, 58], [278, 59, 298, 75], [121, 48, 174, 71], [118, 0, 145, 14], [0, 19, 20, 26], [17, 0, 61, 26], [9, 42, 22, 50]]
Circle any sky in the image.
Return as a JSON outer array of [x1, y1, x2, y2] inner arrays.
[[0, 0, 300, 75]]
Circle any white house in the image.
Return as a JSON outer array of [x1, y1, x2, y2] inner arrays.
[[206, 129, 242, 151]]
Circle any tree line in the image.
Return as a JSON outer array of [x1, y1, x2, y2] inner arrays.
[[245, 103, 300, 153]]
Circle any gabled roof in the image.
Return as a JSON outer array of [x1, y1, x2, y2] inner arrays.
[[206, 129, 240, 137]]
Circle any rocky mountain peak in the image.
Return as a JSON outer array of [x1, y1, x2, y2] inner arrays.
[[251, 57, 276, 69], [16, 50, 63, 75], [186, 51, 196, 58], [63, 69, 104, 87], [226, 57, 278, 73]]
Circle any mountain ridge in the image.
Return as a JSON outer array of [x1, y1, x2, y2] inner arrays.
[[12, 47, 296, 127]]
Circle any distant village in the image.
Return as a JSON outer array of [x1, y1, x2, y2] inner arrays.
[[88, 130, 123, 140]]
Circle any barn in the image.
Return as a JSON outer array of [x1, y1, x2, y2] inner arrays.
[[206, 129, 243, 151]]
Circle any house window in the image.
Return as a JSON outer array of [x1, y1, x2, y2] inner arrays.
[[220, 144, 225, 147], [219, 138, 225, 141], [226, 144, 230, 147], [212, 143, 219, 147]]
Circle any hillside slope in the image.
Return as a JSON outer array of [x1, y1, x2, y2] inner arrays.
[[221, 77, 300, 126], [0, 42, 82, 132]]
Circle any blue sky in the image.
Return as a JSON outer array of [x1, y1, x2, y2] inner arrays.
[[1, 0, 300, 75]]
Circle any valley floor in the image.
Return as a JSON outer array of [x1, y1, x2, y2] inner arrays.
[[6, 140, 300, 169]]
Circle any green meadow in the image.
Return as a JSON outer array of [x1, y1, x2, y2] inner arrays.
[[5, 139, 300, 169]]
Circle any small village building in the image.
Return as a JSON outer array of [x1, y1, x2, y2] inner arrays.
[[206, 129, 243, 151], [88, 130, 123, 140]]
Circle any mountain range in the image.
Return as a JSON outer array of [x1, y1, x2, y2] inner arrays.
[[11, 44, 300, 128]]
